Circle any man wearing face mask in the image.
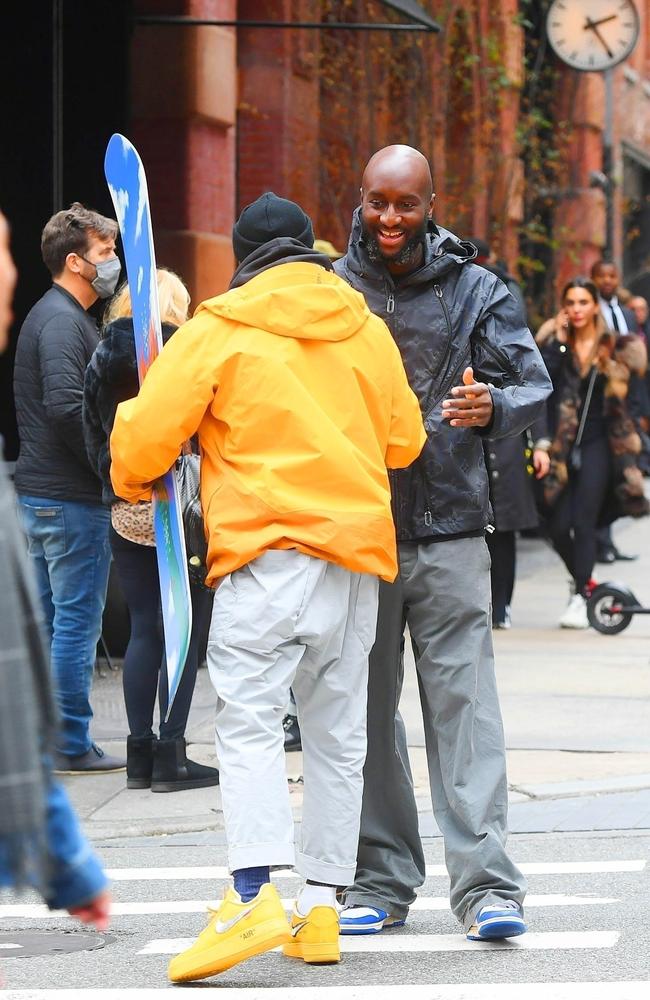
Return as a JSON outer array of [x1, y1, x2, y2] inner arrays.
[[13, 202, 125, 773]]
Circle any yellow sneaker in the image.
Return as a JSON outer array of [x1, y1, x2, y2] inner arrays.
[[283, 904, 341, 964], [168, 883, 290, 983]]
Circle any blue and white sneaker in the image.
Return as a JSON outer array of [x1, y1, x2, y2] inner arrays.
[[466, 900, 527, 941], [338, 905, 406, 935]]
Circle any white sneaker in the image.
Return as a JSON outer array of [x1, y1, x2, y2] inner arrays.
[[559, 593, 589, 629]]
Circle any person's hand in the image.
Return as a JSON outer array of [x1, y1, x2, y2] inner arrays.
[[67, 889, 111, 932], [533, 448, 550, 479], [442, 366, 493, 428], [555, 308, 569, 342]]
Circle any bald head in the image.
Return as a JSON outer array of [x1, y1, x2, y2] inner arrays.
[[360, 145, 435, 275], [362, 145, 433, 203]]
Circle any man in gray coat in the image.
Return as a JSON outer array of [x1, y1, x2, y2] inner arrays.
[[334, 145, 551, 941]]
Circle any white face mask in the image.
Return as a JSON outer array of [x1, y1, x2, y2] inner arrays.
[[81, 255, 121, 298]]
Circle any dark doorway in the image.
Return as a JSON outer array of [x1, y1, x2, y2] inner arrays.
[[0, 1, 131, 461]]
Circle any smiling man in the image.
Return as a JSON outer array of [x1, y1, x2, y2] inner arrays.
[[334, 145, 551, 942], [13, 203, 125, 774]]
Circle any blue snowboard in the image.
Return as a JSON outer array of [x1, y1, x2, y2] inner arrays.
[[104, 133, 192, 719]]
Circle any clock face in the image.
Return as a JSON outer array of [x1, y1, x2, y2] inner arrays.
[[546, 0, 640, 71]]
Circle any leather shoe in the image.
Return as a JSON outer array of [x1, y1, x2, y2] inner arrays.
[[596, 545, 616, 564], [53, 743, 126, 774]]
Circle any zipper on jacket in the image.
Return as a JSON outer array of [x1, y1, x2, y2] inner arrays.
[[433, 284, 452, 336], [386, 290, 395, 314], [479, 336, 514, 377], [424, 352, 470, 419]]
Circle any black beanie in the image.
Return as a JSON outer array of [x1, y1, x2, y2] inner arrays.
[[232, 192, 315, 263]]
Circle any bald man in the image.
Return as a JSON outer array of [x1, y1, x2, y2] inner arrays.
[[334, 146, 551, 941]]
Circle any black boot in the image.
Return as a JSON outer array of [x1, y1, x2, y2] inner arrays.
[[283, 713, 302, 752], [151, 737, 220, 793], [126, 734, 156, 789]]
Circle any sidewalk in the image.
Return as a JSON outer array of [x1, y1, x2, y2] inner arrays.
[[61, 515, 650, 841]]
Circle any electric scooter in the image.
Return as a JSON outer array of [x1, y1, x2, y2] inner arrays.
[[587, 582, 650, 635]]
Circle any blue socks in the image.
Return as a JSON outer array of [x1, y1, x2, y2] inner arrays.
[[233, 866, 270, 902]]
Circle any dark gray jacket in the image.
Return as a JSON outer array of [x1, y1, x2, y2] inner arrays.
[[334, 210, 552, 540], [13, 285, 102, 504]]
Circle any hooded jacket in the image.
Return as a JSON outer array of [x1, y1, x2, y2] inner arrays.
[[334, 210, 552, 540], [109, 241, 426, 584]]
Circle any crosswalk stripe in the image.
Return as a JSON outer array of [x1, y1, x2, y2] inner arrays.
[[104, 860, 646, 881], [138, 930, 619, 955], [1, 986, 648, 999], [1, 987, 648, 1000], [0, 893, 618, 920]]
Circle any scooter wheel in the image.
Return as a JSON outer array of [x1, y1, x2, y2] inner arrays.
[[587, 586, 633, 635]]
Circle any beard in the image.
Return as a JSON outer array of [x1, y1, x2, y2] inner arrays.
[[362, 219, 428, 268]]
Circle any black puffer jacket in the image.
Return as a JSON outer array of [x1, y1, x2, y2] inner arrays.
[[13, 284, 103, 503], [334, 211, 552, 540], [83, 319, 176, 505]]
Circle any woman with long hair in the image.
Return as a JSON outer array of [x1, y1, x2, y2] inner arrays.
[[539, 277, 648, 629], [83, 269, 219, 791]]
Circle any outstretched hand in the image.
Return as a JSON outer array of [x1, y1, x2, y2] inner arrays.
[[67, 889, 111, 932], [442, 367, 494, 428]]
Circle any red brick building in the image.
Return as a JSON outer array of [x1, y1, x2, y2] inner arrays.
[[2, 2, 650, 453], [130, 0, 650, 313]]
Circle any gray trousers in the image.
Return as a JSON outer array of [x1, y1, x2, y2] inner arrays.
[[207, 550, 378, 883], [345, 536, 527, 930]]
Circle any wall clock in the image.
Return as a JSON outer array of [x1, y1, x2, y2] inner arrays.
[[546, 0, 640, 71]]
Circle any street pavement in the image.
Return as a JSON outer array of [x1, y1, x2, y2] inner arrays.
[[1, 834, 648, 994], [1, 515, 649, 993]]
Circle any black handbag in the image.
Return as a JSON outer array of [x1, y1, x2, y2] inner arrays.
[[568, 365, 597, 473], [175, 452, 209, 588]]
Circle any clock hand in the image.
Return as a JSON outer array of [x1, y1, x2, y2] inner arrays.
[[584, 17, 615, 59], [585, 14, 617, 30]]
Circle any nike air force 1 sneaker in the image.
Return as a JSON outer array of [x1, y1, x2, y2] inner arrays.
[[283, 903, 341, 963], [338, 904, 406, 934], [466, 900, 527, 941], [167, 883, 290, 982]]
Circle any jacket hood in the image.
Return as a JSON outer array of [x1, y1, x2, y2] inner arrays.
[[343, 206, 477, 284], [229, 237, 333, 288], [200, 240, 371, 342]]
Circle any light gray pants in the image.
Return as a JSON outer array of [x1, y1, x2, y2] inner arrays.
[[345, 536, 527, 930], [207, 549, 378, 884]]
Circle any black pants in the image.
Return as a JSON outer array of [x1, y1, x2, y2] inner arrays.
[[486, 529, 515, 624], [545, 436, 611, 594], [110, 527, 213, 739]]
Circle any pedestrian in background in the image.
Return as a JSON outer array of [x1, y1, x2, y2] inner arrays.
[[591, 260, 644, 562], [538, 277, 648, 629], [0, 210, 110, 938], [484, 425, 550, 629], [333, 145, 551, 942], [629, 295, 650, 341], [12, 203, 125, 773], [110, 192, 425, 981], [83, 270, 219, 793]]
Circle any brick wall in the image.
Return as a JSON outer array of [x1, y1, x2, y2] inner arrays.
[[131, 0, 236, 308]]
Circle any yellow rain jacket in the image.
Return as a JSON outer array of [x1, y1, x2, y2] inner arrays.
[[110, 261, 425, 584]]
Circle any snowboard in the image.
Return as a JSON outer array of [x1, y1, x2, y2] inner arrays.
[[104, 133, 192, 719]]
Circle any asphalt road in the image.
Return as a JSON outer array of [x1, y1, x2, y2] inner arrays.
[[1, 832, 648, 995]]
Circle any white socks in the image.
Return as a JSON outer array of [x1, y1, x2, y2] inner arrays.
[[297, 884, 337, 914]]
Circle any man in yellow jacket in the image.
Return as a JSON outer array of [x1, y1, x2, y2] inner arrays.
[[110, 193, 425, 982]]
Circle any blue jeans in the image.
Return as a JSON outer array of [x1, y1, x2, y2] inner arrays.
[[18, 495, 111, 756]]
